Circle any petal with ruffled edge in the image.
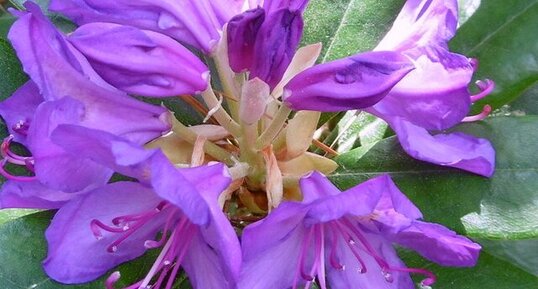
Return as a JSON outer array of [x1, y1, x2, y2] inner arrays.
[[0, 81, 42, 144], [150, 154, 231, 226], [303, 173, 385, 225], [0, 180, 76, 209], [49, 0, 240, 53], [368, 46, 473, 131], [284, 51, 414, 111], [27, 98, 112, 193], [69, 23, 209, 97], [326, 230, 414, 289], [375, 0, 458, 51], [389, 117, 495, 177], [373, 174, 423, 220], [378, 219, 481, 267], [43, 182, 166, 283], [51, 124, 156, 182], [239, 202, 309, 289]]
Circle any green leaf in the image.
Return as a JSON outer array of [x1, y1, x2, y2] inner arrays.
[[0, 14, 16, 39], [398, 249, 538, 288], [332, 116, 538, 239], [0, 211, 163, 288], [0, 208, 38, 226], [0, 38, 28, 101], [510, 84, 538, 115], [302, 0, 405, 61], [451, 0, 538, 111], [476, 238, 538, 276]]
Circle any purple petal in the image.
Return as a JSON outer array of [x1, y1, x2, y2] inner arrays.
[[0, 81, 43, 144], [299, 171, 342, 202], [390, 117, 495, 177], [43, 182, 165, 283], [182, 228, 240, 289], [50, 125, 156, 182], [49, 0, 239, 53], [326, 230, 414, 289], [9, 3, 172, 144], [150, 154, 227, 226], [303, 173, 386, 225], [264, 0, 310, 14], [27, 98, 112, 193], [368, 46, 473, 130], [227, 8, 266, 73], [283, 51, 414, 111], [373, 174, 423, 220], [239, 202, 309, 289], [380, 220, 481, 267], [0, 180, 76, 209], [69, 23, 209, 97], [9, 2, 116, 95], [376, 0, 458, 51], [250, 8, 304, 88]]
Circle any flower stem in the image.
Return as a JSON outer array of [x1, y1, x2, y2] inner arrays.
[[256, 105, 292, 150], [172, 119, 235, 165], [200, 87, 241, 137]]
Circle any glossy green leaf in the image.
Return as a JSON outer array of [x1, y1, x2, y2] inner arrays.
[[476, 238, 538, 276], [0, 14, 16, 39], [0, 38, 27, 100], [302, 0, 404, 61], [399, 249, 538, 289], [0, 208, 38, 226], [332, 116, 538, 239], [0, 211, 165, 289], [451, 0, 538, 111], [510, 84, 538, 115]]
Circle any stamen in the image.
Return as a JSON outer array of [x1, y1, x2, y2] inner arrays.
[[105, 271, 121, 289], [203, 93, 224, 123], [334, 222, 367, 273], [292, 227, 314, 289], [145, 209, 177, 249], [0, 159, 37, 182], [462, 105, 492, 122], [1, 135, 34, 166], [328, 228, 345, 270], [90, 219, 126, 240], [470, 79, 495, 102], [390, 266, 437, 286]]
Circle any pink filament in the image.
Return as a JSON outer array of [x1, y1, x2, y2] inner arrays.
[[0, 159, 37, 182], [470, 79, 495, 102], [462, 105, 492, 122]]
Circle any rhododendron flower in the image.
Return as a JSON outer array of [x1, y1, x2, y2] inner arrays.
[[240, 172, 481, 289]]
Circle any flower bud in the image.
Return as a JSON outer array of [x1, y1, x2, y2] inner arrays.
[[69, 23, 209, 97]]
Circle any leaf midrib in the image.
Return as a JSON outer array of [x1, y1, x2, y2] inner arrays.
[[465, 0, 538, 54]]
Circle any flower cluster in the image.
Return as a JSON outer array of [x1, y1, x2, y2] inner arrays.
[[0, 0, 494, 288]]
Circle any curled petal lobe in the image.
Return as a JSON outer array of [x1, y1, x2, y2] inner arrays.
[[378, 219, 481, 267], [0, 81, 42, 144], [284, 51, 414, 111], [27, 98, 112, 193], [69, 23, 209, 97], [0, 180, 76, 209], [227, 8, 266, 73], [390, 117, 495, 177], [43, 182, 165, 283]]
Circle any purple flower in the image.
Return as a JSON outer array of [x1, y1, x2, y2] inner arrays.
[[364, 0, 496, 177], [283, 51, 415, 110], [227, 2, 307, 88], [68, 22, 210, 97], [49, 0, 254, 53], [0, 3, 171, 196], [38, 125, 241, 289], [239, 171, 480, 289]]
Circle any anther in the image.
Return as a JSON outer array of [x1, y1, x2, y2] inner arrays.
[[462, 105, 492, 122], [12, 120, 29, 135], [382, 270, 394, 283], [470, 79, 495, 102], [105, 271, 121, 289]]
